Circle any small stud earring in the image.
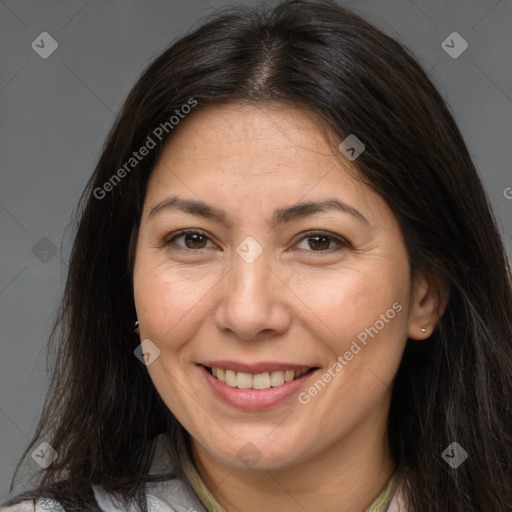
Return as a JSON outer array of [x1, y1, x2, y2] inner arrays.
[[134, 320, 140, 334], [421, 327, 427, 333]]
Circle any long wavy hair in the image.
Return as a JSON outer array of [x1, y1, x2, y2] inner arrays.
[[4, 1, 512, 511]]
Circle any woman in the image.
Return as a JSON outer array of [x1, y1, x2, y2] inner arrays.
[[2, 1, 512, 511]]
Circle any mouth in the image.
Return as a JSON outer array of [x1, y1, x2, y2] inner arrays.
[[197, 361, 321, 410], [204, 365, 316, 390]]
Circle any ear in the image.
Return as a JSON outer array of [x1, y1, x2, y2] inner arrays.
[[408, 271, 450, 340]]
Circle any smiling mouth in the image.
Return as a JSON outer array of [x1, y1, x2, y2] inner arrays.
[[203, 366, 318, 390]]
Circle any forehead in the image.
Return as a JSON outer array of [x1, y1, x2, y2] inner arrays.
[[143, 103, 385, 226], [161, 102, 333, 153]]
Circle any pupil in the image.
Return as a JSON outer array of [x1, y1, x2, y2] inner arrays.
[[309, 235, 330, 250], [185, 233, 206, 249]]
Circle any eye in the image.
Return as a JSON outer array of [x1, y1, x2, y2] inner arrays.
[[294, 230, 347, 252], [165, 229, 215, 250], [162, 229, 348, 253]]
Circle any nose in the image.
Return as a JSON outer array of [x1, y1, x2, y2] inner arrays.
[[213, 255, 292, 341]]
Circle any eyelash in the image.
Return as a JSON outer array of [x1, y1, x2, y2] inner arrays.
[[163, 229, 349, 254]]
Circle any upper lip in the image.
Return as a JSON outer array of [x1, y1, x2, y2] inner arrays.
[[198, 361, 318, 373]]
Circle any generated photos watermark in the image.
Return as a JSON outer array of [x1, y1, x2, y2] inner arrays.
[[134, 338, 161, 366], [338, 133, 365, 161], [441, 31, 468, 59], [237, 442, 263, 468], [94, 97, 198, 200], [31, 441, 58, 469], [236, 236, 264, 264], [298, 301, 403, 404], [441, 442, 468, 469]]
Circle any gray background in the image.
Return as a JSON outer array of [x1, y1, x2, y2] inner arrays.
[[1, 0, 511, 501]]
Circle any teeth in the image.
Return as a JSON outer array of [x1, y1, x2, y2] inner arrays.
[[225, 370, 237, 387], [253, 372, 270, 390], [236, 372, 253, 389], [284, 370, 295, 382], [209, 367, 312, 389], [270, 371, 285, 387]]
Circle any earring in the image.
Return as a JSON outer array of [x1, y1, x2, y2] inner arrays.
[[134, 320, 140, 334], [421, 327, 427, 333]]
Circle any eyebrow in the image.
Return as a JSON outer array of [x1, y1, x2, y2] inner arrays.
[[148, 195, 369, 227]]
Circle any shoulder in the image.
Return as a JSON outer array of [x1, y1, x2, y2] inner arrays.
[[0, 480, 200, 512], [92, 480, 203, 512], [0, 486, 193, 512], [1, 435, 202, 512], [0, 503, 32, 512], [387, 480, 408, 512], [91, 432, 205, 511], [0, 498, 65, 511]]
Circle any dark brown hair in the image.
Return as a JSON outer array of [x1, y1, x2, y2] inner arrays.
[[4, 1, 512, 511]]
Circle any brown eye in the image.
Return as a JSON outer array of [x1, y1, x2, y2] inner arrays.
[[307, 235, 331, 251], [183, 233, 208, 249], [166, 230, 213, 250], [296, 231, 346, 252]]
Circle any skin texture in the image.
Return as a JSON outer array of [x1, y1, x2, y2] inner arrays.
[[133, 103, 447, 512]]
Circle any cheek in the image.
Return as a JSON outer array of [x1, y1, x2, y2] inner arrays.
[[288, 264, 409, 434], [287, 257, 410, 367], [132, 255, 221, 422], [133, 254, 220, 349]]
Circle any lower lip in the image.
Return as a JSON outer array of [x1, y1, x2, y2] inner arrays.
[[199, 365, 318, 411]]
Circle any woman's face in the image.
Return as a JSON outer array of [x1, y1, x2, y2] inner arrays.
[[133, 103, 435, 470]]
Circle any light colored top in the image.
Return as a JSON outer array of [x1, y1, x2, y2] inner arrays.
[[1, 434, 407, 512]]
